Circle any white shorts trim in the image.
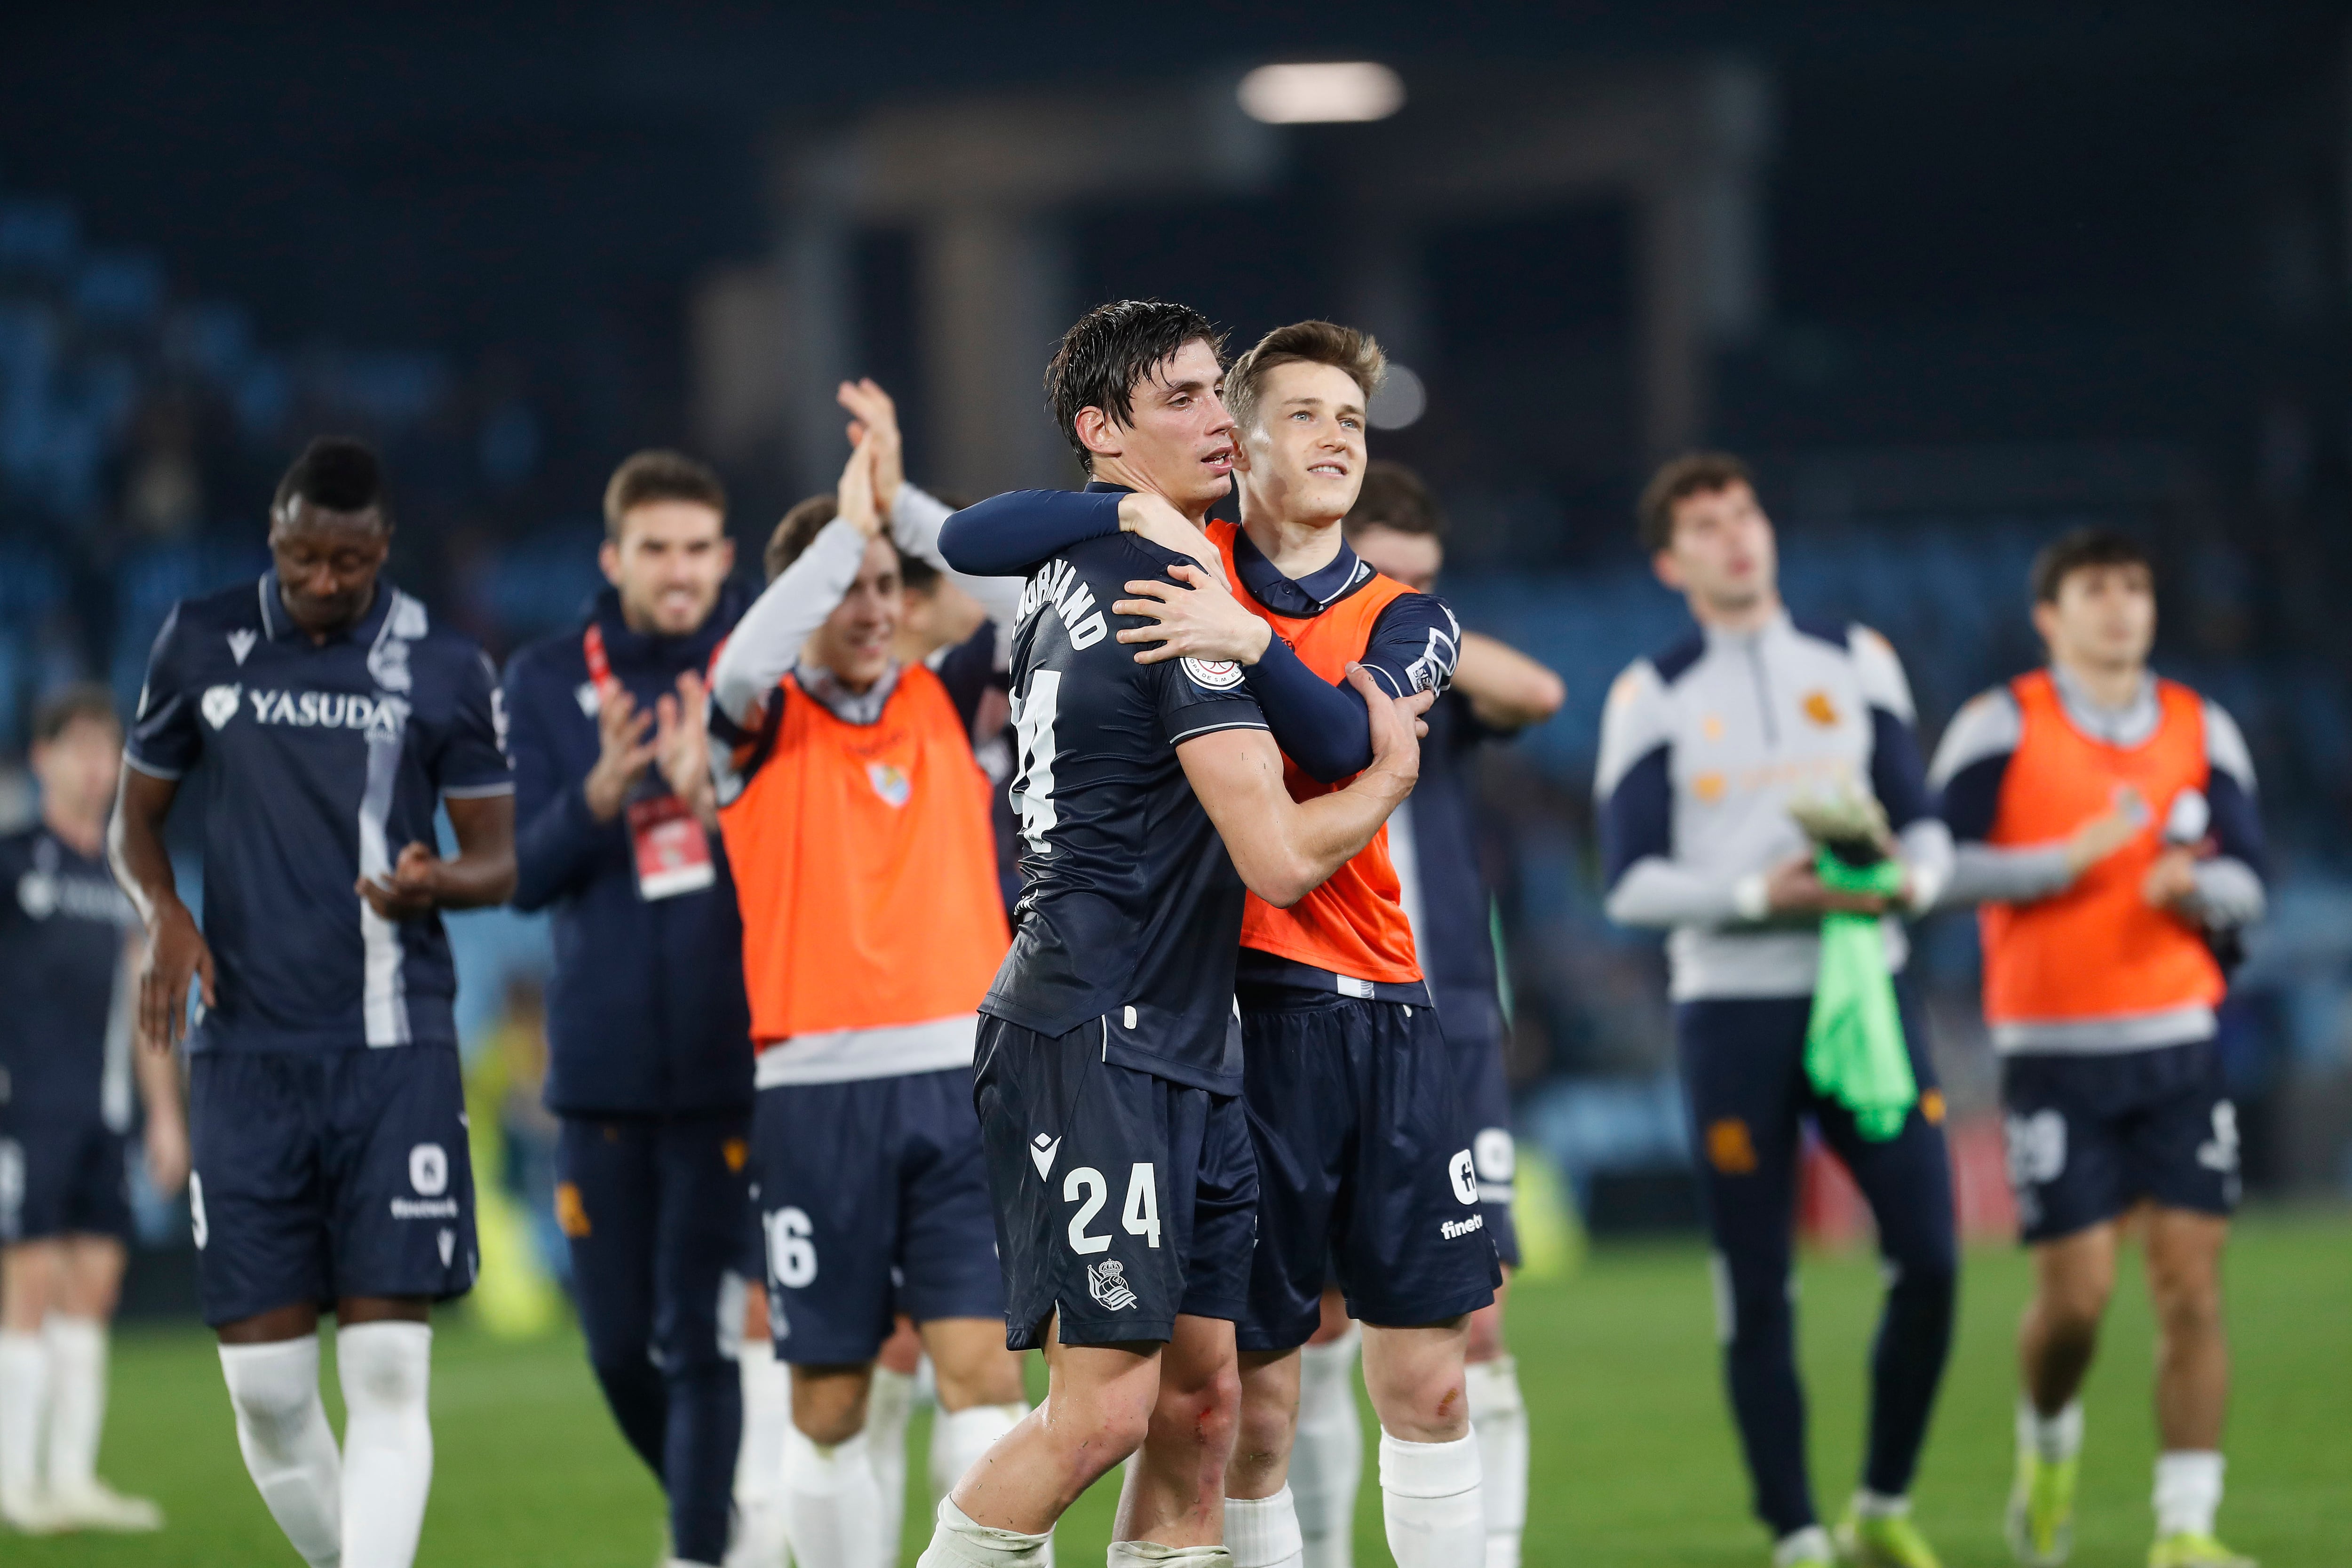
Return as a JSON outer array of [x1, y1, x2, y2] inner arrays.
[[754, 1013, 978, 1086]]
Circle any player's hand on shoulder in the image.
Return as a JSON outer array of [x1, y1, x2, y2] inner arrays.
[[1352, 661, 1431, 791], [1116, 493, 1226, 582], [1115, 563, 1272, 666], [137, 898, 215, 1051], [358, 841, 443, 921]]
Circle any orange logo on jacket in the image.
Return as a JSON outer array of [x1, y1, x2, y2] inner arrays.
[[1802, 690, 1840, 727], [1707, 1118, 1758, 1175]]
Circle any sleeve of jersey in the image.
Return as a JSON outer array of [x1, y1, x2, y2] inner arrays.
[[505, 656, 611, 913], [1849, 625, 1951, 911], [709, 518, 866, 727], [938, 489, 1122, 577], [2189, 698, 2266, 927], [1593, 661, 1740, 927], [1240, 592, 1461, 784], [435, 649, 516, 798], [1156, 656, 1270, 746], [1924, 687, 2077, 908], [124, 605, 200, 780], [891, 482, 1025, 625]]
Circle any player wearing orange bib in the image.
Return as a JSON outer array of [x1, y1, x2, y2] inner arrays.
[[702, 412, 1034, 1568], [1108, 323, 1499, 1568], [1930, 531, 2265, 1568]]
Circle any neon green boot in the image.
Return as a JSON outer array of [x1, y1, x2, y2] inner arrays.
[[2147, 1533, 2255, 1568], [2005, 1446, 2078, 1566], [1835, 1506, 1943, 1568]]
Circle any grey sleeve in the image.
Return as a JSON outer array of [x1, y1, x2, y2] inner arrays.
[[1602, 857, 1747, 929], [1897, 817, 1955, 913], [1939, 843, 2078, 908], [709, 518, 869, 725], [2183, 857, 2265, 929], [891, 483, 1026, 628]]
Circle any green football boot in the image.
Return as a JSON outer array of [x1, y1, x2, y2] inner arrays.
[[1835, 1508, 1943, 1568], [2005, 1446, 2078, 1566], [2147, 1533, 2255, 1568]]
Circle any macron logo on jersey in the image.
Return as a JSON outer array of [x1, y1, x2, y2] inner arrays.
[[1016, 557, 1108, 650], [1029, 1134, 1061, 1179]]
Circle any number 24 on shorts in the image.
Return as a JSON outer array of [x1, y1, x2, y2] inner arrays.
[[1064, 1164, 1159, 1253]]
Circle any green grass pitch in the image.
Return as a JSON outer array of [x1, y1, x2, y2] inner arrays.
[[16, 1209, 2346, 1566]]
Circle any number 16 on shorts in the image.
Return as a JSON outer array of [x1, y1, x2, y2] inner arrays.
[[1064, 1163, 1159, 1252]]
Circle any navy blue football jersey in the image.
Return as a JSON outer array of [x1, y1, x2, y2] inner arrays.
[[982, 532, 1269, 1094], [125, 573, 512, 1053], [0, 827, 137, 1122]]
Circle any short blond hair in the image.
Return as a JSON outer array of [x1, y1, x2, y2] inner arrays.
[[1226, 320, 1385, 434]]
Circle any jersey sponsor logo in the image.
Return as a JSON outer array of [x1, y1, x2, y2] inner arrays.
[[392, 1142, 460, 1219], [1440, 1212, 1485, 1241], [227, 629, 257, 666], [1087, 1258, 1139, 1311], [1029, 1133, 1061, 1179], [202, 684, 242, 729], [1447, 1148, 1478, 1206], [1473, 1128, 1516, 1186], [1016, 557, 1109, 649], [232, 688, 412, 736], [14, 869, 133, 925], [867, 761, 913, 808]]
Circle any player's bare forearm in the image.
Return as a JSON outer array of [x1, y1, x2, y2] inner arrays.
[[1454, 631, 1564, 731], [107, 766, 183, 930], [434, 793, 518, 908]]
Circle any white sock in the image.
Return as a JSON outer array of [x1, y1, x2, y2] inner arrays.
[[1105, 1543, 1234, 1566], [871, 1364, 918, 1565], [2017, 1397, 2084, 1464], [782, 1425, 882, 1568], [0, 1330, 48, 1501], [1225, 1488, 1305, 1568], [1850, 1489, 1908, 1520], [1463, 1357, 1525, 1568], [1377, 1430, 1482, 1568], [728, 1342, 790, 1568], [335, 1321, 435, 1568], [42, 1314, 107, 1496], [930, 1401, 1024, 1509], [2153, 1450, 2225, 1539], [220, 1335, 344, 1568], [1773, 1525, 1833, 1567], [914, 1495, 1050, 1568], [1291, 1329, 1362, 1568]]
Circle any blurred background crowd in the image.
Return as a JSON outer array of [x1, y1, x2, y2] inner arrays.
[[5, 1, 2350, 1305]]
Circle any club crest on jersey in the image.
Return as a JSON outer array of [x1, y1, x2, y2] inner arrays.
[[1087, 1258, 1139, 1311], [202, 684, 242, 729], [1181, 657, 1245, 691], [867, 761, 913, 808], [227, 629, 257, 666]]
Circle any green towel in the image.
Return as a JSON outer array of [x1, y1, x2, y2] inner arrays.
[[1803, 849, 1917, 1140]]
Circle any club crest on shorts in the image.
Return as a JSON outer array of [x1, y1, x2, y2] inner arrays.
[[867, 761, 913, 808], [1181, 656, 1245, 691], [1087, 1258, 1138, 1311]]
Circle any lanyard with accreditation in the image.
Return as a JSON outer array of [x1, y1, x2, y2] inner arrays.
[[583, 622, 716, 901]]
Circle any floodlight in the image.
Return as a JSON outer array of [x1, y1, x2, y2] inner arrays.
[[1369, 363, 1427, 430], [1237, 63, 1405, 125]]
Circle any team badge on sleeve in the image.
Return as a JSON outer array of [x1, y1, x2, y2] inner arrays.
[[1181, 657, 1246, 691]]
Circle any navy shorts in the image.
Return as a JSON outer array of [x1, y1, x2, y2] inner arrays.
[[973, 1015, 1258, 1351], [1237, 991, 1500, 1352], [2002, 1038, 2239, 1244], [753, 1067, 1004, 1364], [0, 1110, 133, 1245], [187, 1045, 477, 1328], [1438, 989, 1521, 1270]]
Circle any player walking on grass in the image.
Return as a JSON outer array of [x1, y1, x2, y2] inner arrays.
[[0, 685, 185, 1536], [110, 438, 516, 1568], [1596, 454, 1957, 1568], [947, 321, 1502, 1568], [702, 385, 1036, 1568], [919, 299, 1429, 1568], [1928, 530, 2265, 1568], [501, 449, 755, 1568]]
